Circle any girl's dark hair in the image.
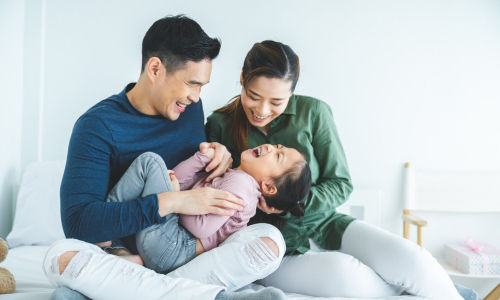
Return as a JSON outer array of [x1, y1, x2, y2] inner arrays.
[[259, 157, 312, 228], [215, 40, 300, 154], [142, 15, 221, 73]]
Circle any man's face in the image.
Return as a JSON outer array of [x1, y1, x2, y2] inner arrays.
[[151, 59, 212, 120]]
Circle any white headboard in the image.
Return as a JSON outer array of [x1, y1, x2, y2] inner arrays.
[[404, 163, 500, 212]]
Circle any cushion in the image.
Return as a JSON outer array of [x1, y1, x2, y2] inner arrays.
[[6, 161, 66, 248]]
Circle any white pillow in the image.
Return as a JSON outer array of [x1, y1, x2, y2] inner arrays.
[[6, 160, 66, 248]]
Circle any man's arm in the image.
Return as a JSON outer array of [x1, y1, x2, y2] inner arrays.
[[60, 116, 165, 243]]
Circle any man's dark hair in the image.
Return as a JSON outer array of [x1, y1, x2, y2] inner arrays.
[[141, 15, 221, 73]]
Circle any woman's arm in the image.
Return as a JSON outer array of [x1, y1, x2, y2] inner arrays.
[[306, 100, 353, 214]]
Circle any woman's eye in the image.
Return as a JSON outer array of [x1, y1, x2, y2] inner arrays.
[[250, 96, 259, 101], [271, 102, 282, 106]]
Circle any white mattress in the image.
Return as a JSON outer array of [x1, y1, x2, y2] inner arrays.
[[0, 246, 425, 300]]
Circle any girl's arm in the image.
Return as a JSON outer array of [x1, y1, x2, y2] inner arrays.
[[180, 172, 256, 239], [172, 149, 214, 190]]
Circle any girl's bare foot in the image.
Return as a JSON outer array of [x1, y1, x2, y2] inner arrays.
[[94, 241, 112, 248], [106, 248, 144, 266], [122, 254, 144, 266]]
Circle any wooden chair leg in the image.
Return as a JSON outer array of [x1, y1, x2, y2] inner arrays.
[[417, 225, 423, 246], [403, 221, 409, 239], [484, 284, 500, 300]]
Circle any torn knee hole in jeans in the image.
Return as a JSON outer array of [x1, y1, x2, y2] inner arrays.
[[243, 237, 278, 272], [52, 251, 92, 279]]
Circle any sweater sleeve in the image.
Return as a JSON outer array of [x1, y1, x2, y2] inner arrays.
[[306, 101, 353, 215], [60, 115, 165, 243], [180, 172, 256, 240], [172, 151, 211, 190]]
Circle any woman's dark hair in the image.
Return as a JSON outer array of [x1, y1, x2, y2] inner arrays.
[[141, 15, 221, 73], [258, 157, 311, 228], [215, 40, 300, 153]]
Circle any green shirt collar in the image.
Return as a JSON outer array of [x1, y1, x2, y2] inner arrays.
[[282, 94, 297, 115]]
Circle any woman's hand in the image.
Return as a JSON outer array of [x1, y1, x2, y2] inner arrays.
[[200, 142, 233, 182], [157, 187, 244, 217], [257, 196, 284, 214]]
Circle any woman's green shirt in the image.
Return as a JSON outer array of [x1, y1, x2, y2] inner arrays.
[[206, 95, 355, 255]]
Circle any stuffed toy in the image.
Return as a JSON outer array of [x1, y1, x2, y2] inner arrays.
[[0, 237, 15, 294]]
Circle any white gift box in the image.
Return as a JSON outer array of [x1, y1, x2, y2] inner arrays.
[[444, 243, 500, 275]]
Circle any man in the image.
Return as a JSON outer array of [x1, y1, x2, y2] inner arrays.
[[50, 15, 286, 300]]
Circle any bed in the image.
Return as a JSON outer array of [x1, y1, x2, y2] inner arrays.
[[0, 161, 428, 299]]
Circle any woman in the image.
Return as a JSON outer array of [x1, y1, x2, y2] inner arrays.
[[206, 40, 463, 299]]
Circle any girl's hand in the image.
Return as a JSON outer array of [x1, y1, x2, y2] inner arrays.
[[200, 142, 233, 182], [199, 142, 215, 159], [257, 196, 284, 214], [168, 170, 180, 192]]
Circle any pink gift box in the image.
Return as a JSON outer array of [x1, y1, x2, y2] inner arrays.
[[444, 241, 500, 275]]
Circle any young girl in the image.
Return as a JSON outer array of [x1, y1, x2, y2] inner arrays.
[[104, 142, 311, 274]]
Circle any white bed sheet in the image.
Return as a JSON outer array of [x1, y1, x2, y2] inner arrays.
[[0, 246, 425, 300], [0, 246, 52, 300]]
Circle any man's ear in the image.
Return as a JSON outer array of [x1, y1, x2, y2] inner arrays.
[[261, 180, 277, 196], [240, 71, 244, 86], [146, 57, 163, 81]]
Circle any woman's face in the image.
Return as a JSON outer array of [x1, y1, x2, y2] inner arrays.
[[240, 76, 293, 131]]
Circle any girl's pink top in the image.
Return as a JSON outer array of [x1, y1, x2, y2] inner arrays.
[[174, 151, 261, 251]]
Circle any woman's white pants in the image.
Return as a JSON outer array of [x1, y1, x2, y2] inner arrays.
[[260, 220, 463, 300], [43, 223, 285, 300]]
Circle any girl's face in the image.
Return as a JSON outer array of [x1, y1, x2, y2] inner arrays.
[[239, 144, 303, 195], [240, 76, 293, 131]]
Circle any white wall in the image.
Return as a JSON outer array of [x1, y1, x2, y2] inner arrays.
[[0, 0, 25, 238], [2, 0, 499, 291]]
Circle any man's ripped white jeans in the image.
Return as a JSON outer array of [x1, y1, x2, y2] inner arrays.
[[43, 223, 285, 300]]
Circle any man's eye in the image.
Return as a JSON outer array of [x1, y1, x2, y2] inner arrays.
[[250, 96, 259, 101], [271, 102, 283, 106]]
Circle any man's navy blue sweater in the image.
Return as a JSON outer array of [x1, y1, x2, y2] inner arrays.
[[60, 83, 206, 243]]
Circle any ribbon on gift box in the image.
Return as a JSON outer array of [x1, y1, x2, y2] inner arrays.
[[465, 237, 500, 274]]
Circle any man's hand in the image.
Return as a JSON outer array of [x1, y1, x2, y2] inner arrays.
[[157, 187, 244, 217], [200, 142, 232, 182], [168, 170, 180, 192], [257, 196, 284, 214]]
